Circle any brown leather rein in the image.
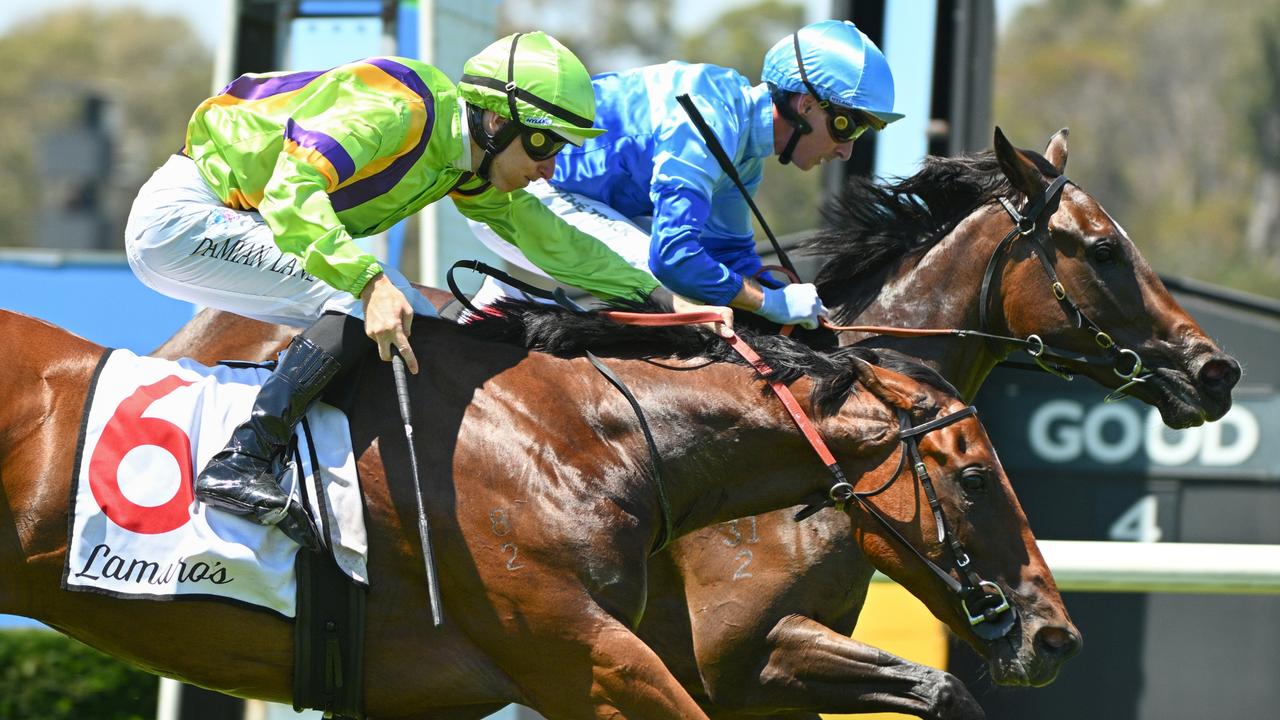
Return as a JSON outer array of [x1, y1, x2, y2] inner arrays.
[[602, 310, 849, 484]]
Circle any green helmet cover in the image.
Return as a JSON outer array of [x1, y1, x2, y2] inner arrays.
[[459, 31, 604, 146]]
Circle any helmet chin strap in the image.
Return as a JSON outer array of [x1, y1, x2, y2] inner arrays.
[[771, 85, 812, 165], [468, 105, 522, 180], [469, 32, 528, 181]]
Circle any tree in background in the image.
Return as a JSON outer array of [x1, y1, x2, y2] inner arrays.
[[995, 0, 1280, 297], [0, 629, 157, 720], [1243, 15, 1280, 271], [0, 8, 212, 250]]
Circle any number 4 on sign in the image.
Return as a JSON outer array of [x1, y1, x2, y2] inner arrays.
[[1109, 495, 1163, 542]]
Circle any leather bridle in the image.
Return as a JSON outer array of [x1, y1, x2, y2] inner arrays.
[[978, 174, 1151, 399], [840, 406, 1017, 640], [819, 174, 1153, 402], [593, 309, 1018, 641]]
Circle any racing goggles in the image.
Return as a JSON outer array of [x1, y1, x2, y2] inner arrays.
[[521, 128, 567, 161], [823, 106, 885, 143]]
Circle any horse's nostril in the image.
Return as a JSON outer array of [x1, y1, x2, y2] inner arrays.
[[1198, 356, 1241, 395], [1035, 625, 1082, 659]]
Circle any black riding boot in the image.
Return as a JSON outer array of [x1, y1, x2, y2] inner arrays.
[[195, 331, 341, 550]]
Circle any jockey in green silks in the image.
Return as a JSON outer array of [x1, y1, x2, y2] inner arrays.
[[125, 32, 673, 549]]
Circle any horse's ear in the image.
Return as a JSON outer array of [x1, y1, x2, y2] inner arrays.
[[850, 357, 916, 413], [993, 126, 1048, 199], [1044, 127, 1069, 173]]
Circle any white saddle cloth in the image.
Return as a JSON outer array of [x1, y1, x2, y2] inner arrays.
[[63, 349, 367, 617]]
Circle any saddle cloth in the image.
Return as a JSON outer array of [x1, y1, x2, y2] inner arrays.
[[62, 348, 368, 617]]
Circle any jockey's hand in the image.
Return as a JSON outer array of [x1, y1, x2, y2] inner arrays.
[[672, 293, 734, 336], [758, 283, 828, 329], [649, 287, 734, 336], [360, 273, 418, 374]]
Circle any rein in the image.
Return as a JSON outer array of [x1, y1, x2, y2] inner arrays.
[[672, 87, 1142, 400], [602, 310, 854, 503]]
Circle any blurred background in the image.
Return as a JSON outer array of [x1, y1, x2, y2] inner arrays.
[[0, 0, 1277, 295], [0, 1, 1277, 719]]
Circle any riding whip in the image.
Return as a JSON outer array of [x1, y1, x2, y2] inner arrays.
[[391, 350, 444, 627], [675, 94, 799, 278]]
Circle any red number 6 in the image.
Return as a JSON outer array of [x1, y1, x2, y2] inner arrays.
[[88, 375, 196, 534]]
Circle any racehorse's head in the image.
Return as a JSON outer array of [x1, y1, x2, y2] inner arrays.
[[833, 352, 1080, 687], [992, 127, 1240, 428]]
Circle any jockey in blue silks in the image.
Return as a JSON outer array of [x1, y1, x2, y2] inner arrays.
[[467, 19, 903, 329]]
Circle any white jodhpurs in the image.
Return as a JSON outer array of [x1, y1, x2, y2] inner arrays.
[[124, 154, 436, 328], [465, 179, 653, 309]]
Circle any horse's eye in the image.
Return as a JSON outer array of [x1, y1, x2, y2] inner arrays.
[[960, 467, 987, 492], [1092, 242, 1116, 264]]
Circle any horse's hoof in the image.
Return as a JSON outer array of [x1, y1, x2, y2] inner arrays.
[[931, 672, 986, 720]]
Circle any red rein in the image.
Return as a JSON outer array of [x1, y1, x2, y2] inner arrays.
[[600, 311, 841, 468]]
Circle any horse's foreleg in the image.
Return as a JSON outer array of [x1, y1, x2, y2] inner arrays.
[[708, 614, 984, 720], [519, 619, 712, 720]]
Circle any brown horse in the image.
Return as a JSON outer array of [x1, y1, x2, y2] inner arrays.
[[151, 129, 1218, 719], [0, 303, 1073, 719]]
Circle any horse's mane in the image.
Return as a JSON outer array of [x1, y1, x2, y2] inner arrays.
[[804, 148, 1059, 320], [461, 301, 957, 417]]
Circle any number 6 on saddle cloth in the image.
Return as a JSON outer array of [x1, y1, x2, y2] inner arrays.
[[64, 349, 368, 616]]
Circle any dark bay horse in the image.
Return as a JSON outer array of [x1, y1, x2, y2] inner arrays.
[[810, 127, 1240, 422], [0, 305, 1073, 719]]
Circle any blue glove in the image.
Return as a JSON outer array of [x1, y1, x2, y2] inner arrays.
[[758, 283, 828, 329]]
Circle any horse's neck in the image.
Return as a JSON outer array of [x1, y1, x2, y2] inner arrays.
[[0, 312, 100, 457], [643, 366, 884, 539], [849, 212, 1006, 401]]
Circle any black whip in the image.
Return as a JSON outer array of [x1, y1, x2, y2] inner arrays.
[[391, 351, 444, 627]]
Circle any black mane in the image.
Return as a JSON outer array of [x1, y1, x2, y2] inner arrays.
[[461, 300, 957, 416], [803, 149, 1056, 320]]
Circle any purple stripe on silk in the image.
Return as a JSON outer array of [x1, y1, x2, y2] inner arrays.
[[220, 70, 326, 100], [285, 118, 356, 184], [329, 58, 435, 212]]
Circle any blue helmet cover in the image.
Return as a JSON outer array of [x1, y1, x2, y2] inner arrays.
[[762, 19, 904, 124]]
